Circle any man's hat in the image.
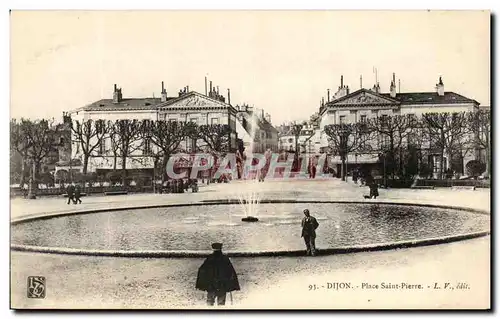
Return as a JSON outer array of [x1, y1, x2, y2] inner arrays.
[[303, 209, 310, 214], [211, 243, 223, 250]]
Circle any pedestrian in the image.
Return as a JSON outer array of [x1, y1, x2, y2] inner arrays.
[[196, 243, 240, 306], [369, 181, 379, 199], [179, 179, 185, 193], [66, 183, 75, 205], [301, 209, 319, 256], [74, 184, 82, 204], [352, 169, 358, 184]]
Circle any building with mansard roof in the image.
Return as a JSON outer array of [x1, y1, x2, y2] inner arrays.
[[66, 81, 277, 177], [68, 82, 239, 177], [310, 75, 480, 178]]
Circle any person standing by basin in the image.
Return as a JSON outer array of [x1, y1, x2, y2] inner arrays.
[[301, 209, 319, 256], [196, 243, 240, 306]]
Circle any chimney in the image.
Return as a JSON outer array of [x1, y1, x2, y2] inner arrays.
[[265, 113, 271, 123], [390, 73, 397, 98], [161, 81, 168, 102], [205, 76, 208, 96], [217, 86, 219, 96], [113, 84, 121, 103], [227, 88, 231, 105], [322, 97, 325, 106], [372, 83, 380, 94], [187, 85, 189, 93], [360, 75, 363, 89], [210, 81, 213, 97], [398, 79, 401, 93], [335, 75, 348, 99], [327, 89, 330, 102], [261, 109, 264, 120], [346, 85, 350, 95], [436, 76, 444, 96]]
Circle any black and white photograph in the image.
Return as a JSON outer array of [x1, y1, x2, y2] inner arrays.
[[9, 10, 491, 309]]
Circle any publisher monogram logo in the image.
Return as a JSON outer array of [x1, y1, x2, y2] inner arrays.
[[27, 276, 46, 299]]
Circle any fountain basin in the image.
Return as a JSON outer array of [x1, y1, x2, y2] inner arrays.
[[10, 201, 490, 254]]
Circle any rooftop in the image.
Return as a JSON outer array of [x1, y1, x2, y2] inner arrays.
[[380, 91, 479, 105], [73, 97, 173, 112]]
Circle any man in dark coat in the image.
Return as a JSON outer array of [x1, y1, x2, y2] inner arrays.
[[369, 181, 379, 199], [196, 243, 240, 306], [74, 184, 83, 204], [301, 209, 319, 256], [66, 184, 75, 205]]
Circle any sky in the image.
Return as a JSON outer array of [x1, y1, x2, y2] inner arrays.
[[10, 10, 490, 125]]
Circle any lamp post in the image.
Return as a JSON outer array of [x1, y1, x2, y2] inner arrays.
[[379, 151, 387, 188]]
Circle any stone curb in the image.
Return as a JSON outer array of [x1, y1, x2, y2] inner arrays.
[[10, 231, 490, 258], [10, 199, 490, 225]]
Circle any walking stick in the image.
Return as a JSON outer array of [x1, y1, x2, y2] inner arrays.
[[230, 291, 233, 305]]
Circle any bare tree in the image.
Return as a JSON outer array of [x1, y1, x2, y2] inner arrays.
[[145, 120, 197, 184], [196, 124, 231, 180], [469, 109, 491, 177], [10, 119, 31, 188], [109, 120, 144, 186], [70, 119, 107, 174], [368, 114, 417, 179], [421, 112, 471, 179], [14, 119, 61, 199], [107, 120, 121, 171], [324, 123, 373, 181]]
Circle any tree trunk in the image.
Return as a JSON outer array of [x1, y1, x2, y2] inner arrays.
[[161, 154, 169, 185], [83, 155, 89, 175], [27, 160, 37, 199], [121, 155, 127, 187], [439, 152, 445, 179], [113, 154, 117, 171], [19, 156, 26, 189], [152, 157, 158, 193], [485, 145, 490, 178], [341, 156, 346, 181]]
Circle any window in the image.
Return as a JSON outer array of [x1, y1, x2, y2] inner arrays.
[[98, 139, 106, 155], [96, 120, 105, 134], [142, 120, 152, 131], [211, 118, 219, 125], [360, 115, 367, 123], [380, 115, 389, 130], [339, 115, 346, 124], [288, 138, 293, 143], [143, 138, 152, 156]]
